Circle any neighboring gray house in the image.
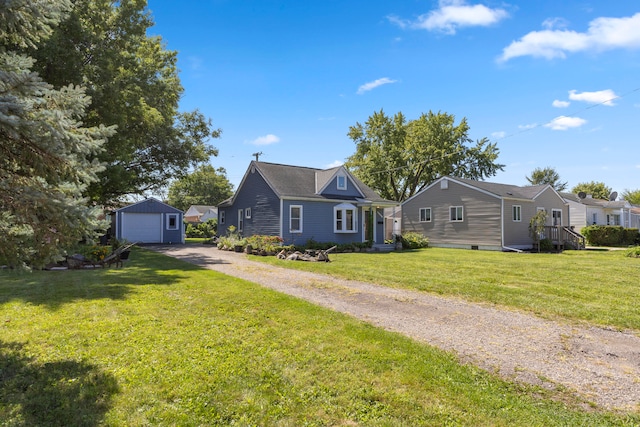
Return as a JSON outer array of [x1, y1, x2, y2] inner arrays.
[[112, 198, 184, 244], [402, 176, 576, 251], [184, 205, 218, 224], [217, 161, 398, 246], [562, 193, 636, 231]]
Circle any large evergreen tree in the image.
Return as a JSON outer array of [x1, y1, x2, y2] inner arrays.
[[346, 110, 503, 201], [1, 0, 114, 268], [27, 0, 220, 204]]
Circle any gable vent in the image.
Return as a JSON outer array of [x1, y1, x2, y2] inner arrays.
[[440, 179, 448, 190]]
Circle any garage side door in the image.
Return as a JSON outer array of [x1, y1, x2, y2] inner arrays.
[[122, 213, 162, 243]]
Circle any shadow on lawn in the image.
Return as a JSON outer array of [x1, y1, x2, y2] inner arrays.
[[0, 249, 204, 309], [0, 341, 119, 426]]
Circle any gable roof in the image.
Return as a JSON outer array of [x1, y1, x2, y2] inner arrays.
[[115, 197, 183, 214], [561, 193, 632, 209], [226, 161, 397, 206], [404, 176, 557, 205], [451, 177, 550, 200], [185, 205, 217, 216]]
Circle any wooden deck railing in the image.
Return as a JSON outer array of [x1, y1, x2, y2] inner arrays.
[[534, 226, 586, 250]]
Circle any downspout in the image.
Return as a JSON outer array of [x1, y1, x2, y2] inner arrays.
[[500, 198, 506, 250]]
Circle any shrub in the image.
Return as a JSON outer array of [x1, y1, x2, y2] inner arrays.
[[538, 238, 554, 253], [186, 219, 217, 238], [624, 246, 640, 258], [400, 232, 429, 250], [581, 226, 639, 246]]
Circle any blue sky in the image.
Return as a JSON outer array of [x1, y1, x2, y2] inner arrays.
[[147, 0, 640, 197]]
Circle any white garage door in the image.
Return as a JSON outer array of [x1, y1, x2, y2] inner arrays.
[[122, 213, 162, 243]]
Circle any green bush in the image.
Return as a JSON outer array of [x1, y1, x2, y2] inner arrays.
[[625, 246, 640, 258], [538, 238, 554, 252], [581, 225, 639, 246], [186, 219, 217, 238], [400, 232, 429, 250]]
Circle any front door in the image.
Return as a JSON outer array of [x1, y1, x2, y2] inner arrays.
[[363, 208, 374, 243]]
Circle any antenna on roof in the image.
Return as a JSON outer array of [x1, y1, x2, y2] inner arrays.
[[609, 191, 618, 201], [252, 151, 263, 161]]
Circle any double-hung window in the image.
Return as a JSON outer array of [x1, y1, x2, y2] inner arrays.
[[334, 203, 356, 233], [238, 209, 244, 232], [512, 205, 522, 222], [290, 205, 302, 233], [219, 211, 225, 224], [449, 206, 463, 222], [419, 207, 431, 222]]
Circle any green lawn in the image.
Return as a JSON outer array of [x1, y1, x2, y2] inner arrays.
[[0, 249, 638, 426], [252, 247, 640, 333]]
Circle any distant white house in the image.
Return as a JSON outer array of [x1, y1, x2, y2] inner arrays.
[[562, 193, 635, 231], [184, 205, 218, 223]]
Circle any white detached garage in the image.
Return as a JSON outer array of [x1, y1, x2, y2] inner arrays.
[[112, 198, 184, 244]]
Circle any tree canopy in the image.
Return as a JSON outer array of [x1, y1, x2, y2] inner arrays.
[[345, 110, 504, 201], [525, 167, 567, 192], [571, 181, 613, 200], [622, 189, 640, 205], [26, 0, 220, 204], [1, 0, 115, 268], [167, 165, 234, 212]]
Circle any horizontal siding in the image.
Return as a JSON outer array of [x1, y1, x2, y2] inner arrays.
[[402, 180, 502, 247], [282, 201, 365, 246], [219, 168, 280, 237]]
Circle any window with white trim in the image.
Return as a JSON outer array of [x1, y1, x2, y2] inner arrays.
[[245, 207, 251, 219], [167, 214, 179, 230], [449, 206, 463, 222], [337, 175, 347, 190], [512, 205, 521, 222], [552, 209, 562, 226], [220, 211, 225, 224], [290, 205, 302, 233], [238, 209, 244, 232], [419, 207, 431, 222], [334, 203, 357, 233]]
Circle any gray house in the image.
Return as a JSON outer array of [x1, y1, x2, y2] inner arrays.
[[112, 198, 184, 244], [218, 161, 398, 247], [402, 176, 579, 251]]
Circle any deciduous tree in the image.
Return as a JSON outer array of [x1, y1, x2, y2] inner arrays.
[[571, 182, 613, 200], [167, 165, 234, 212], [27, 0, 220, 204], [0, 0, 115, 268], [622, 189, 640, 205], [525, 167, 567, 192], [346, 110, 503, 201]]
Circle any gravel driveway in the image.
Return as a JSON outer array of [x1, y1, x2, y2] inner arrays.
[[149, 244, 640, 412]]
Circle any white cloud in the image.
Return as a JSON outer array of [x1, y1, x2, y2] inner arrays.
[[499, 12, 640, 62], [491, 131, 506, 138], [357, 77, 397, 94], [250, 134, 280, 146], [568, 89, 617, 106], [552, 100, 570, 108], [544, 115, 587, 131], [325, 160, 344, 169], [389, 0, 508, 35], [518, 123, 538, 130]]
